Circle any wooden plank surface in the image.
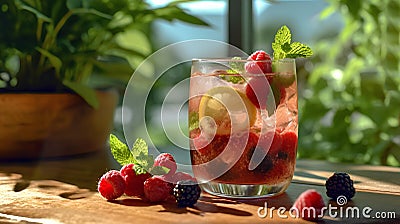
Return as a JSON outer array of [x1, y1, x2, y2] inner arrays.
[[0, 150, 399, 223]]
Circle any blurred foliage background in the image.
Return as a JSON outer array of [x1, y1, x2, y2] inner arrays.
[[298, 0, 400, 166]]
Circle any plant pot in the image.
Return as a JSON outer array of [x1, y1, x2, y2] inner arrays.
[[0, 89, 118, 160]]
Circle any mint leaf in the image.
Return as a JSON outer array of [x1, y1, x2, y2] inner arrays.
[[132, 138, 148, 158], [219, 74, 245, 84], [109, 136, 170, 175], [272, 25, 291, 60], [272, 25, 313, 60], [281, 42, 292, 53], [150, 166, 170, 175], [189, 111, 199, 132], [110, 134, 136, 166], [286, 42, 313, 58], [136, 151, 154, 171], [274, 25, 292, 45], [229, 57, 244, 73]]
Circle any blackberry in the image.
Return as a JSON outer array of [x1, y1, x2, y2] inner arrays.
[[248, 147, 273, 174], [325, 172, 355, 200], [173, 180, 201, 207]]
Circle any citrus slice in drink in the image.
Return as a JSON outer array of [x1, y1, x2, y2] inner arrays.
[[198, 86, 257, 135]]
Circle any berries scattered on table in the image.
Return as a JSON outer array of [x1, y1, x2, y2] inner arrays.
[[325, 172, 355, 200], [245, 50, 272, 74], [120, 163, 151, 197], [173, 180, 201, 207], [293, 189, 325, 221], [98, 170, 126, 200], [144, 176, 173, 202], [154, 153, 177, 176], [98, 142, 201, 206]]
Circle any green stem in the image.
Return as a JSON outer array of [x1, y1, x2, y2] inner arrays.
[[36, 19, 43, 42], [38, 10, 73, 76]]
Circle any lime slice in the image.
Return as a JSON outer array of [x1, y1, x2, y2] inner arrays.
[[198, 86, 257, 135]]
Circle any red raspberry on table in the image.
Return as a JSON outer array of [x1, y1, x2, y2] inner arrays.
[[154, 153, 177, 176], [245, 76, 270, 109], [245, 50, 272, 74], [159, 171, 196, 185], [120, 163, 151, 197], [293, 189, 325, 221], [171, 172, 196, 184], [98, 170, 126, 200], [143, 176, 173, 202]]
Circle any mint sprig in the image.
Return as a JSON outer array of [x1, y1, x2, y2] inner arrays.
[[110, 134, 136, 165], [109, 134, 169, 175], [272, 25, 313, 60]]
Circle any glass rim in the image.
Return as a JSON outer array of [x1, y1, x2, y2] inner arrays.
[[192, 58, 295, 63]]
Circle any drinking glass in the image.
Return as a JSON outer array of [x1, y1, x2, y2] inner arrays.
[[188, 58, 298, 198]]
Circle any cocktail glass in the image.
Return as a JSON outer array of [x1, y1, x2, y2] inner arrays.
[[189, 58, 298, 198]]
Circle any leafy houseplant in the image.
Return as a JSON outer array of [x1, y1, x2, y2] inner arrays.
[[0, 0, 207, 159], [0, 0, 207, 107]]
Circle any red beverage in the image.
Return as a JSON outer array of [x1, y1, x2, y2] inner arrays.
[[189, 58, 298, 198]]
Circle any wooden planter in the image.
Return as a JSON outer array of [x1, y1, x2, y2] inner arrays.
[[0, 89, 118, 160]]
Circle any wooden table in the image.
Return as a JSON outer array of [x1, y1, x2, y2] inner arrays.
[[1, 150, 399, 223]]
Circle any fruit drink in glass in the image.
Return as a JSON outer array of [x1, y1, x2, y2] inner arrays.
[[189, 57, 298, 198]]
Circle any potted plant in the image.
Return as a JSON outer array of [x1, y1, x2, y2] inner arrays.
[[0, 0, 207, 160]]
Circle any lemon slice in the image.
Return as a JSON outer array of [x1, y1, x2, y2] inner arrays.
[[198, 86, 257, 135]]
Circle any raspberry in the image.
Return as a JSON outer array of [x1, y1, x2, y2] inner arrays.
[[245, 76, 270, 109], [143, 176, 173, 202], [193, 134, 229, 156], [293, 189, 325, 221], [280, 131, 298, 160], [173, 180, 201, 207], [154, 153, 177, 176], [259, 131, 282, 156], [171, 172, 196, 184], [98, 170, 126, 200], [325, 172, 355, 200], [245, 50, 272, 74], [120, 164, 151, 197]]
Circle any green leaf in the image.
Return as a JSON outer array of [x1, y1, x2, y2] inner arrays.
[[62, 80, 99, 109], [66, 0, 83, 9], [109, 134, 136, 166], [228, 56, 244, 73], [136, 152, 154, 174], [150, 166, 170, 175], [132, 138, 148, 158], [189, 111, 199, 132], [35, 47, 62, 75], [154, 6, 208, 26], [166, 0, 198, 7], [115, 30, 151, 56], [272, 25, 291, 60], [15, 0, 52, 22], [219, 74, 245, 84], [281, 42, 292, 53], [172, 9, 209, 26], [274, 25, 292, 45], [286, 42, 313, 58], [272, 25, 313, 60]]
